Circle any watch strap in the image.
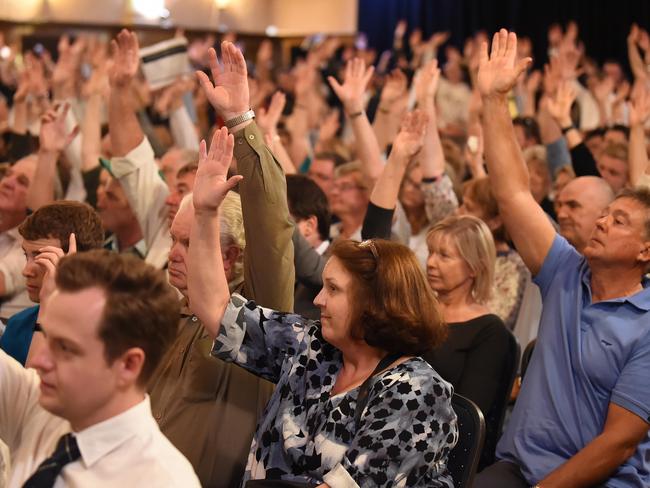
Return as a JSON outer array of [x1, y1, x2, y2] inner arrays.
[[225, 109, 255, 129]]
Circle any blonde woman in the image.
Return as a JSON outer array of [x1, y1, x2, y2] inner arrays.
[[422, 215, 512, 418]]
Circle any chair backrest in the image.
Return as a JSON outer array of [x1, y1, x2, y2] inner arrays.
[[520, 338, 537, 380], [479, 329, 520, 470], [448, 393, 486, 488]]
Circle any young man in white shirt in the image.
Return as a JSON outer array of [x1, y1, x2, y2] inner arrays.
[[0, 249, 200, 487]]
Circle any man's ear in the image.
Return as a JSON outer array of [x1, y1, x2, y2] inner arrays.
[[304, 215, 318, 238], [114, 347, 145, 389], [222, 244, 241, 278], [637, 241, 650, 266]]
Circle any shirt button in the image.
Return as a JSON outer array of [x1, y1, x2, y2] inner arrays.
[[237, 138, 244, 145], [191, 316, 198, 322], [248, 134, 255, 140]]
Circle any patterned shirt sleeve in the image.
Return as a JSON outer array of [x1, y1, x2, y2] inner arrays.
[[211, 293, 312, 384], [421, 174, 459, 226], [323, 362, 458, 488]]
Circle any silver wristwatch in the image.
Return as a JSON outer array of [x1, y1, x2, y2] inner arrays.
[[225, 109, 255, 129]]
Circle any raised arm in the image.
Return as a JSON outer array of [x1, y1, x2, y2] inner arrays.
[[108, 30, 144, 157], [369, 111, 427, 210], [478, 29, 555, 275], [628, 84, 650, 187], [188, 128, 242, 336], [197, 41, 295, 312], [328, 58, 384, 186], [414, 59, 445, 179], [26, 104, 79, 210]]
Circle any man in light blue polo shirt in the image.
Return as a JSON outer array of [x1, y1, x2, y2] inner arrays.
[[474, 29, 650, 488]]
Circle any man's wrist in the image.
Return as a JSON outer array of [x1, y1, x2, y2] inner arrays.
[[222, 108, 251, 122]]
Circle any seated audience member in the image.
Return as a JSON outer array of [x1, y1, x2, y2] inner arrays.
[[329, 161, 371, 241], [164, 161, 197, 226], [97, 167, 147, 258], [187, 123, 458, 487], [0, 156, 37, 320], [0, 250, 200, 486], [554, 176, 615, 254], [597, 141, 629, 193], [149, 40, 294, 488], [460, 177, 530, 330], [158, 147, 198, 192], [513, 117, 541, 150], [286, 174, 331, 254], [0, 201, 104, 366], [106, 30, 173, 269], [475, 30, 650, 487], [287, 173, 332, 319], [307, 152, 348, 206], [423, 215, 513, 465]]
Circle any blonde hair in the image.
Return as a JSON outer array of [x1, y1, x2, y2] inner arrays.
[[219, 191, 245, 282], [179, 192, 245, 283], [427, 215, 496, 304], [334, 160, 370, 193]]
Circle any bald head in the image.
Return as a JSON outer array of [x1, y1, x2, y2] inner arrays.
[[555, 176, 615, 253]]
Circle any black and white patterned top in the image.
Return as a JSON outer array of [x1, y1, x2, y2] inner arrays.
[[212, 294, 458, 487]]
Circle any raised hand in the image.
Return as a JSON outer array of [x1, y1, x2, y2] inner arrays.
[[414, 59, 441, 107], [36, 233, 77, 305], [192, 127, 242, 214], [629, 84, 650, 127], [256, 90, 286, 137], [108, 29, 140, 89], [390, 110, 428, 163], [477, 29, 532, 99], [327, 57, 374, 114], [195, 42, 249, 121], [39, 103, 79, 153], [546, 80, 577, 127]]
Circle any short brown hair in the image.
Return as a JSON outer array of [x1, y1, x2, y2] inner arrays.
[[19, 201, 104, 252], [55, 250, 180, 386], [617, 187, 650, 238], [176, 162, 198, 179], [462, 177, 507, 243], [602, 141, 628, 161], [329, 239, 446, 355]]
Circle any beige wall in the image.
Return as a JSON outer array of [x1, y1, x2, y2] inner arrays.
[[0, 0, 358, 35]]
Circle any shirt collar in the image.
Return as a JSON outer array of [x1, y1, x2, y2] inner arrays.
[[74, 395, 154, 468], [315, 240, 330, 256], [581, 263, 650, 311]]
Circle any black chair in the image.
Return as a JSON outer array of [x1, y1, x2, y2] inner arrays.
[[478, 329, 520, 471], [448, 393, 485, 488], [520, 339, 537, 381]]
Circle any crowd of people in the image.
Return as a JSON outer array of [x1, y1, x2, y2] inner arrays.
[[0, 15, 648, 488]]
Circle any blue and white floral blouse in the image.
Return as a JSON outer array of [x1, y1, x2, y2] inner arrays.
[[212, 294, 458, 487]]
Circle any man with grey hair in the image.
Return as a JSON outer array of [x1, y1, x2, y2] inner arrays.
[[555, 176, 615, 254], [147, 35, 294, 488]]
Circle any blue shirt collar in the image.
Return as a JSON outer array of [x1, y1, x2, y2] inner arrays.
[[581, 262, 650, 311]]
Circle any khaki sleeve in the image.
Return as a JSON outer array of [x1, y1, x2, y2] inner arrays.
[[234, 122, 295, 312]]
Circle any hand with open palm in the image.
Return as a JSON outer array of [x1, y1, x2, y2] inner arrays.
[[192, 127, 242, 214], [477, 29, 532, 99], [327, 58, 374, 115], [196, 42, 249, 121], [108, 29, 140, 89]]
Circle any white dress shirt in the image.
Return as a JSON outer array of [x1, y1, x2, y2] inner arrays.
[[110, 138, 172, 270], [0, 351, 200, 488], [0, 227, 31, 320]]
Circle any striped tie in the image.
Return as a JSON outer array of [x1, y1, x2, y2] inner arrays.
[[23, 433, 81, 488]]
